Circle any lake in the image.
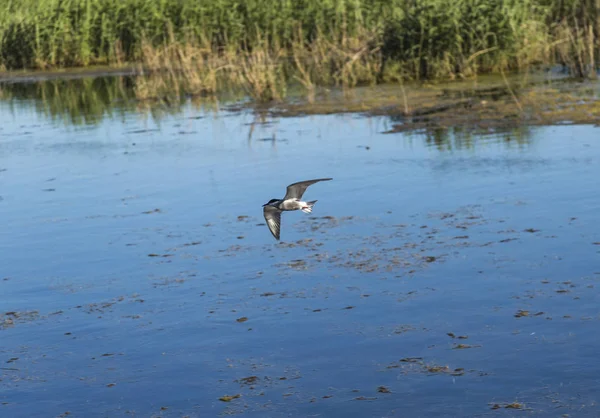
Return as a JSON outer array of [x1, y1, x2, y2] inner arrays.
[[1, 76, 600, 417]]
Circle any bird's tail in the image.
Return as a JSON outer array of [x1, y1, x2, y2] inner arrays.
[[301, 200, 317, 214]]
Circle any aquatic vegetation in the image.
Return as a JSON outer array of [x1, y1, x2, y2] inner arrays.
[[0, 310, 40, 329], [0, 72, 598, 133], [219, 394, 241, 402], [0, 0, 598, 101], [490, 402, 526, 410]]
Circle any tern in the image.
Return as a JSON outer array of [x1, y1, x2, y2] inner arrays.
[[262, 178, 332, 241]]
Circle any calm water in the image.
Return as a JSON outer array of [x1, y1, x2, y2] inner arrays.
[[1, 80, 600, 418]]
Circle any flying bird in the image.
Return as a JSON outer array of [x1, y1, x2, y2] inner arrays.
[[262, 178, 332, 240]]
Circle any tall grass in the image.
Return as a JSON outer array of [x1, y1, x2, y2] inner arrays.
[[0, 0, 598, 99]]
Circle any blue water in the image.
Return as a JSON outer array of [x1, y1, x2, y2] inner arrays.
[[1, 92, 600, 417]]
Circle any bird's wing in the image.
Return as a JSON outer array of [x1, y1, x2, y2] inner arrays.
[[283, 178, 332, 200], [263, 205, 282, 240]]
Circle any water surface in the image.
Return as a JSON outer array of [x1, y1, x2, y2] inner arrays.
[[1, 80, 600, 417]]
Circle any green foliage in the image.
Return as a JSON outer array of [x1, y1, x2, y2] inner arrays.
[[0, 0, 597, 80]]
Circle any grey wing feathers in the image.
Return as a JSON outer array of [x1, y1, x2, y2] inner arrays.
[[263, 205, 282, 240], [283, 178, 332, 200]]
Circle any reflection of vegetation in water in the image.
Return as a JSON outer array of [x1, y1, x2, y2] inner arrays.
[[0, 0, 599, 102], [0, 73, 595, 153], [1, 77, 135, 125], [414, 126, 535, 152], [0, 76, 217, 126]]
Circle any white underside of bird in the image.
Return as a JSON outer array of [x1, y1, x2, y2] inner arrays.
[[280, 198, 316, 213], [262, 178, 332, 240]]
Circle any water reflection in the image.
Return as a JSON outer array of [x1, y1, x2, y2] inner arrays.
[[0, 75, 227, 126], [2, 74, 600, 417], [401, 126, 535, 152], [1, 76, 135, 125], [0, 73, 542, 150]]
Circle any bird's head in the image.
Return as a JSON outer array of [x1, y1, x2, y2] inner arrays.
[[262, 198, 279, 207]]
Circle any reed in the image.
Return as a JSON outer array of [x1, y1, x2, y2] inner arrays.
[[0, 0, 598, 100]]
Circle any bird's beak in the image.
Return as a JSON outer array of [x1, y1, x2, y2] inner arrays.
[[262, 203, 267, 207]]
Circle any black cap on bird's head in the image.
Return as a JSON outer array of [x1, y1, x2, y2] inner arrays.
[[263, 198, 279, 207]]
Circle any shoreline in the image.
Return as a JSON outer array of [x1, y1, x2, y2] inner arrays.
[[1, 68, 598, 133], [0, 65, 140, 84]]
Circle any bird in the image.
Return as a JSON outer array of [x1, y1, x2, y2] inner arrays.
[[262, 178, 332, 241]]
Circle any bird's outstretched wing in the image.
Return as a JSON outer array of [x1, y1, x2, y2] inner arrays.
[[263, 205, 282, 240], [283, 178, 332, 200]]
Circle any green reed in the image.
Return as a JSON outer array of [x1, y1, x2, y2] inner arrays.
[[0, 0, 598, 99]]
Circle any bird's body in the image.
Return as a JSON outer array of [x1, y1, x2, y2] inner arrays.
[[279, 198, 315, 212], [262, 178, 332, 240]]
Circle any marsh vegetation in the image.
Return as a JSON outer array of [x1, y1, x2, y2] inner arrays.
[[1, 0, 599, 101], [1, 73, 599, 132]]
